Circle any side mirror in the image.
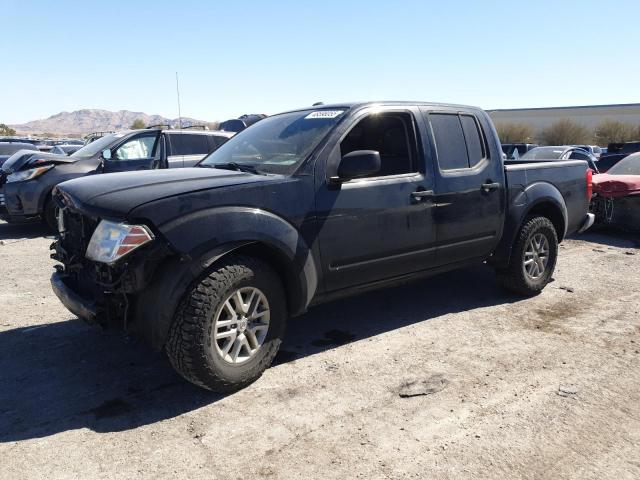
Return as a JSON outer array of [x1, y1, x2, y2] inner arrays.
[[101, 148, 112, 160], [335, 150, 381, 181]]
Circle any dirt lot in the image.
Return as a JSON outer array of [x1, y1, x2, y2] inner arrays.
[[0, 219, 639, 480]]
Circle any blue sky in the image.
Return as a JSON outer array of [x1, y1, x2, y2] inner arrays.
[[2, 0, 638, 124]]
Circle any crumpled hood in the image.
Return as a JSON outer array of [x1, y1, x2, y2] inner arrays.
[[592, 174, 640, 198], [1, 150, 73, 174], [55, 167, 281, 218]]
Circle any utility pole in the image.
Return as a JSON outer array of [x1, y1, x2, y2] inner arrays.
[[176, 72, 182, 129]]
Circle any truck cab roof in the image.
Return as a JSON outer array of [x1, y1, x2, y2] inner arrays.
[[279, 101, 484, 115]]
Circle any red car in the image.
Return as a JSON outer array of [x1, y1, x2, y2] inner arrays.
[[591, 153, 640, 230]]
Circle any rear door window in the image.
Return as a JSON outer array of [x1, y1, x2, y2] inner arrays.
[[429, 114, 469, 170], [169, 134, 209, 155], [207, 135, 228, 151], [430, 113, 488, 170], [460, 115, 485, 167]]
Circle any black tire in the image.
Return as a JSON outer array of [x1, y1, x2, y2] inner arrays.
[[496, 216, 558, 296], [165, 255, 287, 392], [43, 197, 58, 232]]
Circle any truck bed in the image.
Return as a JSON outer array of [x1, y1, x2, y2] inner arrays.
[[504, 159, 590, 237]]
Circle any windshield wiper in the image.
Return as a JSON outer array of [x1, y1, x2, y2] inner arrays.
[[204, 162, 262, 174]]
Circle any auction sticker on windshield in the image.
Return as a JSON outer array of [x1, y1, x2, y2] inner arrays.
[[305, 110, 344, 119]]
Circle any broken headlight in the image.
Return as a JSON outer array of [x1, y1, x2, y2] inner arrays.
[[86, 220, 154, 264]]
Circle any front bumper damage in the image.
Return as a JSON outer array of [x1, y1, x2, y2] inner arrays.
[[591, 195, 640, 232], [50, 206, 172, 331], [51, 272, 97, 322], [0, 184, 42, 223]]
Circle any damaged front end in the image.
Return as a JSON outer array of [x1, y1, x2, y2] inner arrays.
[[50, 191, 172, 332], [591, 194, 640, 232]]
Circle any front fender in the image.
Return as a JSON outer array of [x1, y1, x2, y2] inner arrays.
[[161, 206, 319, 308], [133, 207, 319, 349], [159, 206, 306, 259]]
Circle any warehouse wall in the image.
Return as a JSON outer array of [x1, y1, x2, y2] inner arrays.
[[488, 104, 640, 130]]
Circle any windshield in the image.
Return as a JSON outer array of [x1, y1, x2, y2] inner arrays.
[[606, 154, 640, 175], [520, 147, 565, 160], [70, 133, 127, 158], [199, 109, 346, 174]]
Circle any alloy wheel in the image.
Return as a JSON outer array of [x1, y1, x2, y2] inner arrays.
[[523, 233, 549, 279], [213, 287, 270, 364]]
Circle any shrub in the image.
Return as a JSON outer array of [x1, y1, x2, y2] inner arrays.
[[538, 118, 590, 145], [495, 122, 535, 143], [130, 119, 146, 129], [0, 123, 16, 135], [593, 119, 637, 145]]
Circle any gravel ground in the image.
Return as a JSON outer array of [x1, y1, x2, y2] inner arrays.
[[0, 219, 639, 480]]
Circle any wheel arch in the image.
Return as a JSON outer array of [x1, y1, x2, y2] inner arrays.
[[133, 208, 319, 350], [490, 182, 567, 268], [525, 199, 566, 242]]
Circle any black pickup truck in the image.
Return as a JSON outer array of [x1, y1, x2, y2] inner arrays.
[[50, 102, 594, 392]]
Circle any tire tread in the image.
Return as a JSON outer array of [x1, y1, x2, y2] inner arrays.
[[165, 255, 284, 392], [496, 215, 558, 296]]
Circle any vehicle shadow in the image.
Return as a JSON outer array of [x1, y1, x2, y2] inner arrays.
[[0, 265, 519, 443], [0, 220, 52, 241], [569, 230, 639, 249]]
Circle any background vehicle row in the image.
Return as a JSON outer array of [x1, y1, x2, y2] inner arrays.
[[0, 128, 232, 228]]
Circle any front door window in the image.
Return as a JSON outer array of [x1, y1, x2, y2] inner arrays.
[[115, 135, 157, 161]]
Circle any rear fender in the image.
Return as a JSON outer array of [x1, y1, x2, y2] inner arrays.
[[491, 182, 567, 268]]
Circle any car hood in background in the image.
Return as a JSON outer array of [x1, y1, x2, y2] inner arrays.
[[1, 151, 74, 174], [592, 174, 640, 198], [55, 167, 284, 218]]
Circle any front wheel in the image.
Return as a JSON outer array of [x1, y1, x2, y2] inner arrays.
[[43, 197, 58, 232], [165, 255, 287, 392], [496, 216, 558, 296]]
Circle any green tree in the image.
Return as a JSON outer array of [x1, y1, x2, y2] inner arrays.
[[495, 122, 535, 143], [593, 119, 637, 145], [538, 118, 590, 146], [130, 119, 146, 129], [0, 123, 16, 136]]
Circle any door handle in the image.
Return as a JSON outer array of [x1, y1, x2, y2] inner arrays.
[[410, 189, 434, 203], [481, 182, 500, 193]]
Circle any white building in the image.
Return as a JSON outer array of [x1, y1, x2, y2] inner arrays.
[[487, 103, 640, 130]]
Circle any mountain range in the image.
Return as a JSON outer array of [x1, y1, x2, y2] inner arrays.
[[10, 109, 210, 136]]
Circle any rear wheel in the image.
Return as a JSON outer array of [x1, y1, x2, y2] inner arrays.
[[165, 255, 287, 392], [496, 215, 558, 296]]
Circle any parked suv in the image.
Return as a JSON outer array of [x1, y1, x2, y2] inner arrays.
[[51, 102, 594, 392], [219, 114, 267, 133], [501, 143, 538, 160], [0, 128, 233, 229], [598, 141, 640, 172], [515, 146, 599, 172]]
